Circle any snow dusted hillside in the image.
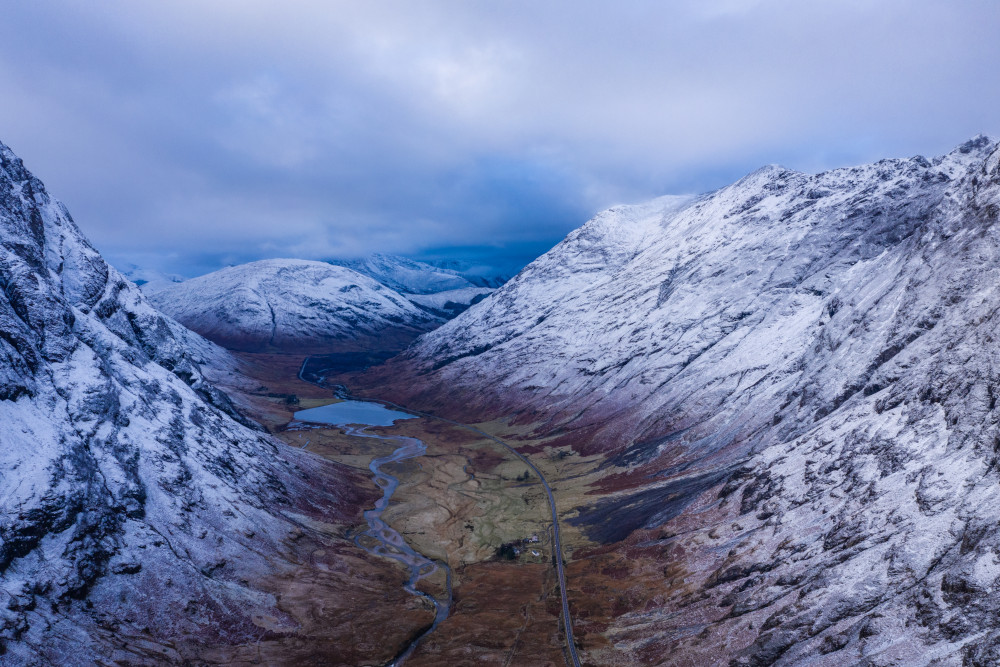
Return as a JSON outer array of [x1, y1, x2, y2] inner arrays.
[[0, 140, 364, 662], [331, 252, 484, 294], [406, 285, 495, 319], [147, 259, 437, 352], [394, 138, 999, 452], [376, 136, 1000, 663], [327, 253, 503, 321]]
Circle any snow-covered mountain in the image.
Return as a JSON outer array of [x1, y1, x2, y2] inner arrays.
[[146, 259, 438, 353], [372, 136, 1000, 662], [327, 253, 502, 321], [0, 140, 364, 662], [331, 252, 487, 294]]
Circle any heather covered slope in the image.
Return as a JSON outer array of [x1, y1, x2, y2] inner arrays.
[[364, 136, 1000, 663], [147, 258, 437, 353], [0, 140, 373, 663]]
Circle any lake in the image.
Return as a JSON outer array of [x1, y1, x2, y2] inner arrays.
[[293, 400, 416, 427]]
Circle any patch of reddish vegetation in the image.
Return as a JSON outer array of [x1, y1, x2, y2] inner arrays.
[[411, 562, 565, 665], [278, 447, 381, 525]]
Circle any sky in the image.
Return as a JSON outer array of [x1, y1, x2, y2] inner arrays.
[[2, 0, 1000, 278]]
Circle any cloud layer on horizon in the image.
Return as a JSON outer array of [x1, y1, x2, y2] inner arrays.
[[2, 0, 999, 276]]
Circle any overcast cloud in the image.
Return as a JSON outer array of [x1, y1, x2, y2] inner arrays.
[[2, 0, 999, 276]]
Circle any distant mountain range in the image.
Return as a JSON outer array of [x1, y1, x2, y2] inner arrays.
[[130, 253, 504, 353], [118, 262, 185, 292], [329, 252, 506, 293], [421, 257, 510, 289]]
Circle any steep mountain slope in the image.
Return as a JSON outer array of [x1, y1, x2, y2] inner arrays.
[[367, 137, 1000, 663], [0, 140, 373, 662], [331, 252, 483, 294], [384, 139, 995, 454], [147, 259, 437, 353]]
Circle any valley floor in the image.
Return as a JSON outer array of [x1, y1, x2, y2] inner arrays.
[[230, 354, 579, 665], [221, 352, 709, 666]]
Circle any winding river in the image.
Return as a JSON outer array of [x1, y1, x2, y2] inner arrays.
[[293, 401, 452, 666]]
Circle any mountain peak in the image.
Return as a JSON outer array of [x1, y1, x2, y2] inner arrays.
[[955, 133, 995, 154], [147, 258, 436, 352]]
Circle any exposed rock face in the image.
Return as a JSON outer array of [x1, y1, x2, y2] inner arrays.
[[0, 140, 361, 662], [373, 137, 1000, 662], [147, 259, 438, 353]]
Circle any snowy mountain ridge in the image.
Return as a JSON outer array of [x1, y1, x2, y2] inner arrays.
[[398, 138, 997, 451], [146, 258, 439, 353], [330, 252, 496, 294], [372, 136, 1000, 663]]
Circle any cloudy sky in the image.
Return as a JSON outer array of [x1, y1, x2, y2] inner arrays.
[[2, 1, 999, 278]]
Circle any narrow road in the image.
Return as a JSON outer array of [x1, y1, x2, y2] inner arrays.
[[297, 360, 582, 667]]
